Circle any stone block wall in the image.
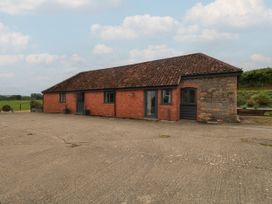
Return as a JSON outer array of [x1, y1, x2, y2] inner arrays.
[[179, 76, 238, 122]]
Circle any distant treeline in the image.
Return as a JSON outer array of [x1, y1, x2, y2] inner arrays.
[[239, 68, 272, 88], [0, 93, 43, 101]]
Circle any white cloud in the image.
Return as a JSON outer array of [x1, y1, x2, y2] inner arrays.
[[129, 45, 182, 63], [0, 53, 82, 67], [251, 54, 272, 63], [55, 0, 121, 9], [175, 25, 239, 42], [91, 14, 179, 40], [0, 0, 45, 15], [93, 44, 113, 55], [240, 54, 272, 69], [70, 54, 82, 63], [0, 0, 122, 15], [91, 14, 239, 43], [185, 0, 272, 28], [25, 53, 62, 64], [0, 72, 15, 78], [0, 54, 24, 65], [56, 0, 90, 8], [0, 22, 29, 50], [25, 53, 84, 66]]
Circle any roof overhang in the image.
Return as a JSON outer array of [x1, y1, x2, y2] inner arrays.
[[42, 84, 178, 94], [180, 71, 243, 80]]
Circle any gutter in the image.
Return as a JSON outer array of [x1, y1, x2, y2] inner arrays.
[[42, 85, 178, 94], [180, 71, 243, 80]]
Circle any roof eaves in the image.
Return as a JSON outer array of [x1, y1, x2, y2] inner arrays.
[[180, 70, 243, 79]]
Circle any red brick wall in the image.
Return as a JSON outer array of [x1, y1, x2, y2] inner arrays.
[[43, 89, 180, 121], [157, 88, 179, 121], [84, 91, 115, 117], [115, 89, 180, 121], [43, 76, 238, 122], [116, 90, 144, 119], [43, 93, 76, 113]]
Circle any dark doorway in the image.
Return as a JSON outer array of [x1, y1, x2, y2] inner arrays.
[[144, 90, 158, 118], [76, 92, 85, 114], [180, 88, 197, 120]]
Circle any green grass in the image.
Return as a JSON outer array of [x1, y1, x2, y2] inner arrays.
[[0, 100, 42, 111]]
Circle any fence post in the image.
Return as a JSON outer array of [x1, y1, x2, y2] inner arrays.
[[20, 103, 21, 111]]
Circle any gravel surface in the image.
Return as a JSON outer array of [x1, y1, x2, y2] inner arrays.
[[0, 113, 272, 204]]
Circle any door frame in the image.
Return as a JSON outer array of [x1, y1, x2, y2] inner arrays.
[[144, 89, 158, 119], [76, 92, 85, 114], [180, 87, 197, 120]]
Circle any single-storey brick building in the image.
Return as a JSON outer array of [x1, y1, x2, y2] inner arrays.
[[42, 53, 242, 122]]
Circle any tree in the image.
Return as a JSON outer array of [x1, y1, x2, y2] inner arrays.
[[31, 93, 43, 100]]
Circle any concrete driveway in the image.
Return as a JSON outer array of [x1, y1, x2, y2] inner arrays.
[[0, 113, 271, 204]]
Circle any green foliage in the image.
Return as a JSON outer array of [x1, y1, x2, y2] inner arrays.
[[30, 100, 43, 109], [264, 111, 272, 117], [22, 96, 31, 100], [31, 93, 43, 100], [237, 91, 252, 106], [239, 68, 272, 88], [246, 92, 272, 108], [1, 105, 12, 112], [241, 104, 248, 109], [238, 90, 272, 108], [0, 95, 31, 101], [0, 100, 42, 111], [251, 91, 272, 106], [247, 97, 256, 107]]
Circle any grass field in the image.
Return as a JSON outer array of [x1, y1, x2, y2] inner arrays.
[[0, 100, 42, 111]]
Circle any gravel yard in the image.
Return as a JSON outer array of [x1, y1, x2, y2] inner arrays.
[[0, 113, 272, 204]]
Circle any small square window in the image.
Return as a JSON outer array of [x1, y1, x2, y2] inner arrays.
[[59, 93, 66, 103], [161, 89, 172, 104], [104, 91, 115, 103]]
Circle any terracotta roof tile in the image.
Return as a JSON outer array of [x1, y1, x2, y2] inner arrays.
[[43, 53, 242, 93]]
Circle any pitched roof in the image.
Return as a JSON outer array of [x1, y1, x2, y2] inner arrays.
[[42, 53, 242, 93]]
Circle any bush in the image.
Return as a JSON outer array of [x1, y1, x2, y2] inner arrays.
[[247, 98, 256, 107], [239, 68, 272, 88], [238, 93, 248, 106], [2, 105, 12, 112], [251, 92, 272, 106], [30, 93, 43, 100], [237, 90, 253, 107], [241, 104, 248, 109], [264, 111, 272, 117], [30, 100, 43, 109]]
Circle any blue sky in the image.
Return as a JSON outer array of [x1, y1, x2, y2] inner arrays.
[[0, 0, 272, 95]]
